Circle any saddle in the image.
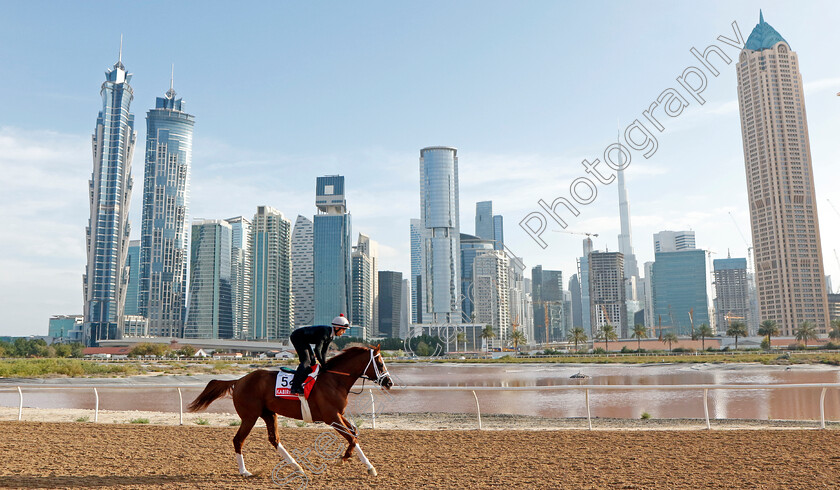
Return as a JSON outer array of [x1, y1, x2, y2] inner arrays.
[[274, 365, 318, 400]]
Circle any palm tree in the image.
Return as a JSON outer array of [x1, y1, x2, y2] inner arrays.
[[570, 327, 588, 352], [828, 319, 840, 343], [631, 324, 648, 352], [480, 325, 496, 353], [697, 324, 713, 351], [662, 332, 678, 352], [757, 319, 779, 350], [726, 321, 748, 350], [794, 321, 818, 348], [456, 332, 467, 352], [510, 330, 527, 352], [597, 324, 618, 353]]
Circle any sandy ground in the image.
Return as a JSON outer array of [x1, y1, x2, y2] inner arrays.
[[1, 421, 839, 489]]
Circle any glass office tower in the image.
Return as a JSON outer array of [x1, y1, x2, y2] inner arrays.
[[651, 249, 710, 337], [139, 80, 195, 338], [83, 51, 137, 346], [313, 176, 352, 325], [184, 219, 233, 339]]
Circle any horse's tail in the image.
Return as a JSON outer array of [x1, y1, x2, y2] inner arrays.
[[187, 379, 236, 412]]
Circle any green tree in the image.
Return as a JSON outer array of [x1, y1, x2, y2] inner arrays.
[[757, 320, 780, 350], [662, 332, 678, 352], [510, 330, 527, 352], [456, 332, 467, 352], [726, 321, 748, 350], [596, 324, 618, 353], [570, 327, 587, 352], [415, 341, 431, 356], [53, 343, 72, 358], [631, 324, 648, 352], [828, 319, 840, 342], [177, 345, 197, 357], [69, 342, 85, 358], [130, 343, 171, 358], [480, 325, 496, 353], [697, 324, 713, 351], [794, 321, 818, 347]]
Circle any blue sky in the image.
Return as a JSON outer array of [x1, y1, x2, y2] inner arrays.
[[2, 1, 839, 336]]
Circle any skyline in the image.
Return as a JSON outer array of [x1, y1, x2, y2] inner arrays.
[[3, 2, 840, 337]]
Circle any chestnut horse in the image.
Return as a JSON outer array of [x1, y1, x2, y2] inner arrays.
[[188, 345, 393, 477]]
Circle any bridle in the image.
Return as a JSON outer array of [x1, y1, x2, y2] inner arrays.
[[326, 348, 392, 394]]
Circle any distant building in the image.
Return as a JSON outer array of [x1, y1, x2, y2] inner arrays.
[[409, 218, 424, 324], [400, 278, 412, 339], [124, 241, 141, 316], [569, 274, 582, 328], [460, 233, 495, 321], [48, 315, 84, 342], [492, 215, 504, 251], [532, 266, 563, 343], [589, 251, 627, 337], [378, 271, 403, 338], [314, 176, 352, 324], [419, 147, 461, 324], [714, 257, 751, 334], [577, 238, 594, 336], [139, 81, 194, 339], [507, 255, 529, 343], [828, 294, 840, 323], [653, 230, 696, 252], [226, 216, 251, 339], [123, 315, 149, 337], [250, 206, 293, 340], [291, 215, 314, 327], [351, 246, 373, 339], [184, 219, 233, 339], [651, 249, 710, 337], [357, 234, 379, 335], [475, 201, 494, 243], [474, 250, 510, 347]]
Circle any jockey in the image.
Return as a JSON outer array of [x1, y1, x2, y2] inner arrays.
[[288, 314, 350, 395]]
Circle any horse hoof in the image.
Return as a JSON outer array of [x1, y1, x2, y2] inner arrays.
[[368, 467, 378, 477], [240, 471, 253, 478], [294, 464, 304, 474]]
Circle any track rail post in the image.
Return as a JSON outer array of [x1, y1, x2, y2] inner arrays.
[[17, 387, 22, 421], [369, 389, 376, 429], [820, 387, 827, 429], [472, 390, 482, 430], [178, 388, 183, 426], [704, 388, 711, 430], [94, 388, 99, 423], [586, 389, 592, 430]]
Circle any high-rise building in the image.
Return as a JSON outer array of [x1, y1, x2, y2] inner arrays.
[[569, 274, 582, 328], [351, 245, 373, 339], [474, 250, 510, 346], [492, 215, 504, 251], [313, 176, 352, 324], [139, 79, 194, 338], [409, 218, 424, 324], [400, 278, 411, 339], [589, 252, 627, 337], [643, 261, 655, 328], [357, 234, 379, 335], [83, 49, 137, 346], [124, 240, 141, 316], [249, 206, 293, 340], [617, 168, 639, 285], [532, 266, 563, 343], [736, 12, 830, 335], [576, 238, 594, 336], [714, 257, 751, 334], [378, 271, 403, 338], [291, 215, 314, 327], [460, 233, 495, 321], [828, 294, 840, 323], [653, 230, 696, 252], [651, 249, 710, 337], [419, 147, 461, 324], [507, 255, 528, 342], [475, 201, 493, 243], [226, 216, 251, 339], [184, 219, 233, 339]]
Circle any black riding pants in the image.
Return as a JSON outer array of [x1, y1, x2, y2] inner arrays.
[[291, 338, 315, 390]]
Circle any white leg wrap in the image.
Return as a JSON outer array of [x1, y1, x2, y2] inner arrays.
[[236, 453, 252, 477], [355, 444, 377, 477], [277, 442, 303, 473]]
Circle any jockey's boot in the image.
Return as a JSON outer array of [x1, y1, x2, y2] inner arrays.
[[289, 370, 306, 395]]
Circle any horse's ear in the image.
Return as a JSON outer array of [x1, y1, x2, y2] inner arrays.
[[375, 343, 381, 352]]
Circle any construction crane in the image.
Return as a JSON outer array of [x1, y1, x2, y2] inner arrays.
[[552, 230, 599, 238], [728, 212, 754, 274]]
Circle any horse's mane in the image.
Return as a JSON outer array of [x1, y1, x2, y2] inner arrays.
[[325, 346, 370, 369]]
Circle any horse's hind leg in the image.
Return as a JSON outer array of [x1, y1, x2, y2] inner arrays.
[[261, 409, 303, 474], [339, 413, 376, 477], [233, 414, 258, 477]]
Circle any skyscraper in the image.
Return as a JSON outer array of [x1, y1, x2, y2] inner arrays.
[[249, 206, 294, 340], [460, 233, 495, 321], [589, 251, 627, 337], [139, 78, 195, 338], [653, 230, 696, 252], [400, 278, 412, 339], [291, 215, 314, 327], [226, 216, 251, 339], [124, 240, 141, 316], [576, 238, 594, 336], [475, 201, 493, 242], [714, 257, 751, 334], [351, 245, 373, 339], [492, 214, 504, 251], [184, 219, 233, 339], [419, 146, 461, 324], [83, 48, 137, 346], [736, 12, 829, 335], [569, 274, 582, 328], [474, 250, 510, 345], [617, 167, 639, 282], [313, 176, 352, 324], [378, 271, 403, 338], [409, 219, 424, 324], [651, 249, 710, 337], [532, 265, 563, 343], [357, 234, 379, 335]]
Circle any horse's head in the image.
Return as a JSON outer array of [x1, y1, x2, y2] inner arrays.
[[362, 344, 393, 390]]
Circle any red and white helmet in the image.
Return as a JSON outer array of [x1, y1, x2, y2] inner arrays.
[[331, 314, 350, 329]]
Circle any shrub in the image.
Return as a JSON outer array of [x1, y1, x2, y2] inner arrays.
[[295, 421, 306, 427], [130, 418, 150, 424], [761, 338, 770, 350], [824, 342, 840, 350], [640, 412, 651, 420], [75, 416, 90, 423], [620, 346, 631, 353], [672, 347, 695, 353], [592, 348, 606, 354], [195, 418, 209, 425], [229, 420, 241, 426], [788, 343, 805, 351]]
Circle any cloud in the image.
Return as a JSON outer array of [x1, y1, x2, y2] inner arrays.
[[804, 77, 840, 95]]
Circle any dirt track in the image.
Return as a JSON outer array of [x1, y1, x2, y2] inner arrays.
[[1, 422, 839, 489]]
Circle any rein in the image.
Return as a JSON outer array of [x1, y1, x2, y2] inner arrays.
[[324, 349, 390, 394]]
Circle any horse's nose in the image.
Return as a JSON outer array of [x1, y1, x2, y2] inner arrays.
[[383, 377, 393, 389]]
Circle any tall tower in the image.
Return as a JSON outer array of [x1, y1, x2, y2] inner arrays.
[[313, 176, 352, 324], [184, 219, 233, 339], [83, 46, 137, 346], [419, 146, 461, 324], [139, 76, 195, 338], [226, 216, 251, 339], [249, 206, 294, 340], [617, 168, 639, 282], [291, 215, 314, 326], [409, 218, 424, 324], [736, 12, 829, 335]]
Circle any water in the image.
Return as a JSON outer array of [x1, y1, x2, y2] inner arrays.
[[2, 363, 839, 420]]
